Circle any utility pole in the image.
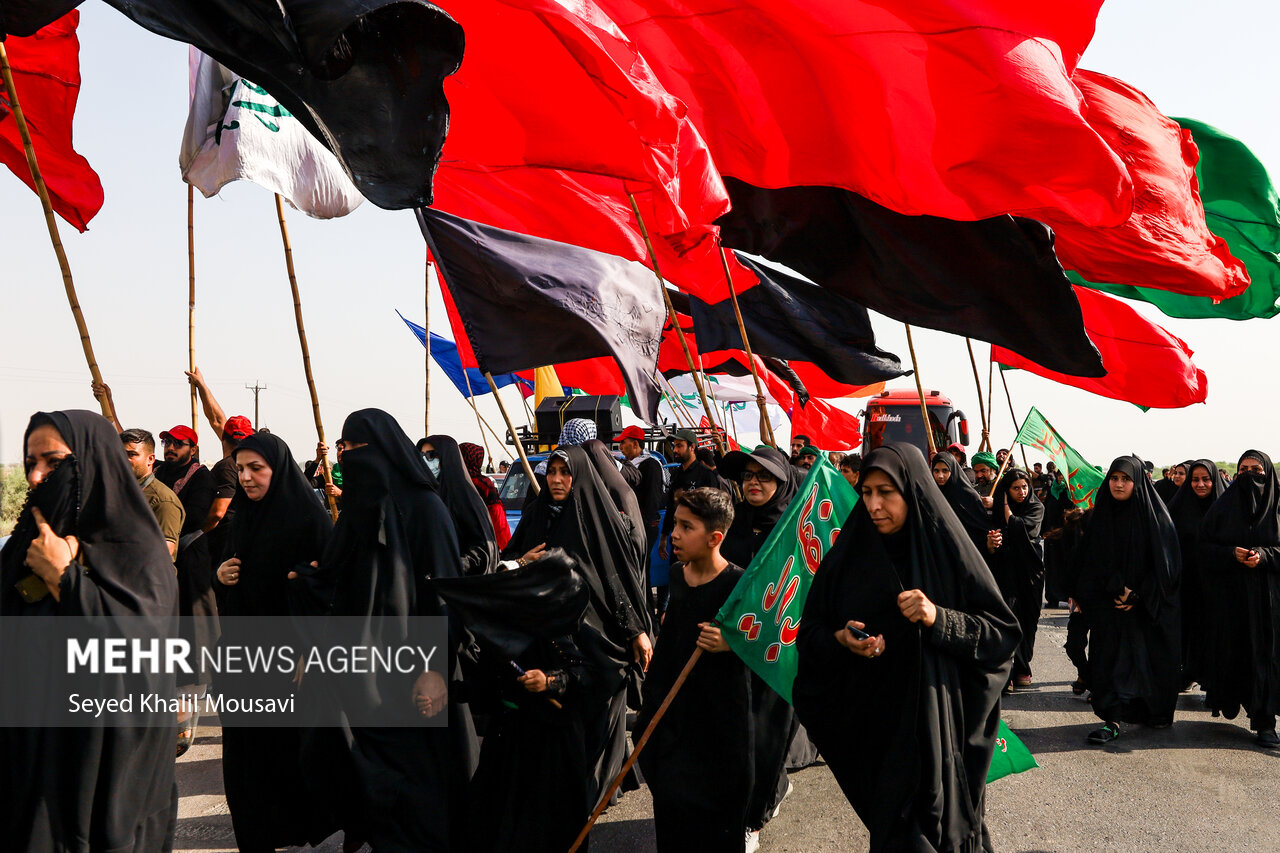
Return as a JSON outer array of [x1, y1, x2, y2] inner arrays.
[[245, 381, 267, 429]]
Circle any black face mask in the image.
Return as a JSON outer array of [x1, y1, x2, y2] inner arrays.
[[28, 455, 80, 537]]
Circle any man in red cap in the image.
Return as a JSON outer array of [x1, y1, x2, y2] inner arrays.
[[617, 425, 666, 554]]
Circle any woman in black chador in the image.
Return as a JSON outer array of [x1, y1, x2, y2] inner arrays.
[[1073, 456, 1181, 744], [214, 432, 334, 851], [1167, 458, 1225, 691], [1, 410, 179, 852], [1198, 450, 1280, 748], [503, 446, 651, 806], [931, 451, 990, 553], [984, 468, 1044, 689], [312, 409, 475, 852], [426, 433, 499, 575], [794, 443, 1019, 853]]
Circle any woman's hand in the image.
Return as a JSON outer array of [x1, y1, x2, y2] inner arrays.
[[412, 671, 448, 718], [217, 557, 242, 585], [518, 669, 549, 693], [632, 633, 654, 670], [986, 530, 1002, 553], [835, 621, 885, 658], [1114, 587, 1135, 611], [696, 622, 729, 653], [518, 543, 547, 566], [1235, 547, 1261, 568], [898, 589, 937, 627], [25, 507, 77, 602], [981, 495, 994, 510]]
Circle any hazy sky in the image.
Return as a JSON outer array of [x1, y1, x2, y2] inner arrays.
[[3, 1, 1278, 470]]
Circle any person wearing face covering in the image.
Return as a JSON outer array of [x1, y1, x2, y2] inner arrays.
[[1167, 459, 1226, 692], [305, 409, 476, 852], [426, 435, 500, 575], [0, 410, 180, 853], [502, 446, 652, 807], [984, 468, 1045, 690], [1198, 450, 1280, 748], [1073, 456, 1181, 745], [794, 443, 1019, 853], [213, 432, 334, 852], [719, 447, 809, 845], [460, 442, 511, 550], [931, 451, 990, 554]]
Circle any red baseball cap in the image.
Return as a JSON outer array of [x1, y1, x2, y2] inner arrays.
[[616, 425, 646, 442], [159, 425, 198, 445], [222, 415, 254, 441]]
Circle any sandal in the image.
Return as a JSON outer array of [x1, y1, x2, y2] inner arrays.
[[1087, 723, 1120, 745], [1071, 679, 1087, 696]]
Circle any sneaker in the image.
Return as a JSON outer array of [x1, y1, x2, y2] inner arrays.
[[745, 830, 761, 853], [1014, 674, 1032, 688], [1087, 723, 1120, 745], [1256, 729, 1280, 749], [768, 780, 794, 820]]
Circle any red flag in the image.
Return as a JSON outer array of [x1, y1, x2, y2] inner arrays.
[[0, 12, 103, 231], [1045, 70, 1250, 301], [432, 161, 757, 302], [596, 0, 1130, 226], [439, 0, 729, 240], [738, 353, 863, 448], [992, 286, 1208, 409]]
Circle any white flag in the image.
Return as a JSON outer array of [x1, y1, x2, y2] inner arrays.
[[663, 375, 788, 444], [179, 48, 364, 219]]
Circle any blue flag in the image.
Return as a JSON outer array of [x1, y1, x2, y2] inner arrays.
[[398, 312, 532, 399]]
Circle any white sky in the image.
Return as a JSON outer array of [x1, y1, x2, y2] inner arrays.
[[2, 0, 1277, 469]]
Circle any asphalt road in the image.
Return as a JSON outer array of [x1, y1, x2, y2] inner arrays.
[[175, 608, 1280, 852]]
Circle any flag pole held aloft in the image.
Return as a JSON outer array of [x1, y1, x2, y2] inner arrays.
[[273, 194, 338, 521], [904, 324, 936, 457], [965, 337, 986, 446], [0, 40, 115, 425], [188, 184, 199, 433], [1000, 367, 1030, 470]]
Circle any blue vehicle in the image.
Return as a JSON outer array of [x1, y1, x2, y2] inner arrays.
[[498, 451, 676, 585]]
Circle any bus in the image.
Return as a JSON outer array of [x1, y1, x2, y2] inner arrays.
[[860, 388, 970, 459]]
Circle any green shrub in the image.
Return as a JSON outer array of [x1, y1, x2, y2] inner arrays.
[[1, 465, 28, 537]]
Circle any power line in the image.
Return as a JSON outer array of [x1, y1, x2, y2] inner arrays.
[[244, 381, 267, 429]]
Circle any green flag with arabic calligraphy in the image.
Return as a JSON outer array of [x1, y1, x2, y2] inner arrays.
[[987, 719, 1038, 781], [715, 459, 857, 703], [1014, 407, 1106, 509]]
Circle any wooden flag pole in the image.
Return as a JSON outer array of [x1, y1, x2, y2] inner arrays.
[[999, 367, 1030, 470], [274, 194, 338, 521], [904, 324, 937, 457], [461, 368, 495, 462], [986, 349, 996, 452], [424, 252, 432, 438], [0, 42, 115, 425], [568, 647, 704, 853], [188, 185, 199, 432], [718, 245, 775, 446], [656, 365, 698, 429], [964, 337, 987, 451], [486, 372, 539, 494], [626, 193, 726, 455]]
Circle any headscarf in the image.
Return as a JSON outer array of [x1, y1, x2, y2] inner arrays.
[[794, 443, 1018, 851], [428, 434, 498, 575], [459, 441, 501, 506], [971, 451, 998, 472], [504, 445, 647, 662], [930, 451, 989, 548], [991, 468, 1044, 537], [581, 439, 646, 539], [1168, 458, 1226, 539], [1073, 455, 1180, 618], [1199, 450, 1280, 547], [557, 418, 597, 448], [719, 446, 800, 567], [224, 432, 332, 616]]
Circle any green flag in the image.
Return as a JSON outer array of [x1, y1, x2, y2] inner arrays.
[[1014, 407, 1105, 508], [1078, 118, 1280, 321], [715, 459, 857, 703], [987, 719, 1039, 782]]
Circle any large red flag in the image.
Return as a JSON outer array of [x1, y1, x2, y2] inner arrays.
[[1045, 70, 1250, 302], [0, 11, 103, 231], [595, 0, 1130, 226], [992, 286, 1208, 409]]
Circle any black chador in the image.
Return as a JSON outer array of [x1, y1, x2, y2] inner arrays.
[[427, 433, 499, 575], [795, 444, 1019, 852], [987, 468, 1045, 682], [1167, 458, 1225, 689], [1074, 456, 1181, 730], [931, 451, 990, 554], [1, 411, 180, 853], [1198, 450, 1280, 739]]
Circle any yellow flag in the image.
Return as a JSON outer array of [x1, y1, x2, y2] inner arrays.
[[534, 365, 562, 408]]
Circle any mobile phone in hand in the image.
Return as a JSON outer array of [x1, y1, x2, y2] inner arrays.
[[847, 624, 872, 641]]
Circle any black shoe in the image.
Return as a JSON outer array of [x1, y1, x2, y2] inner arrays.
[[1071, 679, 1088, 696], [1087, 723, 1120, 745], [1256, 729, 1279, 749]]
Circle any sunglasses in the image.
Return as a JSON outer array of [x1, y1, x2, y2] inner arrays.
[[741, 470, 776, 484], [161, 439, 192, 447]]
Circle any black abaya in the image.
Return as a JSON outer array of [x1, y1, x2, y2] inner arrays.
[[1167, 459, 1225, 688], [427, 434, 499, 575], [217, 433, 335, 851], [0, 410, 179, 853], [987, 469, 1045, 680], [932, 451, 990, 554], [794, 444, 1019, 853], [1073, 456, 1181, 726], [1198, 450, 1280, 728]]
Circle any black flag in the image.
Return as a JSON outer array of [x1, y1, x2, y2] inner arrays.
[[689, 252, 907, 387], [716, 179, 1105, 378], [5, 1, 464, 210], [418, 207, 665, 422]]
